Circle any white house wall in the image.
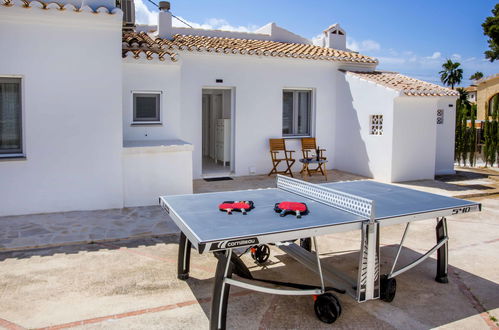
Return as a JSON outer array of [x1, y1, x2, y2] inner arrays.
[[435, 96, 457, 175], [177, 53, 339, 179], [122, 61, 181, 141], [0, 7, 124, 216], [391, 97, 438, 182], [336, 73, 398, 181]]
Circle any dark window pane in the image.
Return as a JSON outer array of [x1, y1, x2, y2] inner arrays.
[[282, 90, 311, 136], [0, 78, 22, 154], [134, 94, 160, 121], [282, 91, 293, 135], [297, 91, 310, 135]]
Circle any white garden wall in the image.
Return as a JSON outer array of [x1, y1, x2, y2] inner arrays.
[[0, 7, 124, 216], [392, 97, 438, 182], [435, 96, 457, 175], [336, 72, 398, 181], [122, 140, 193, 206]]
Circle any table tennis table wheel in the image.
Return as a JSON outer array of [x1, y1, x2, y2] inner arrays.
[[250, 245, 270, 264], [314, 293, 342, 324], [380, 274, 397, 302]]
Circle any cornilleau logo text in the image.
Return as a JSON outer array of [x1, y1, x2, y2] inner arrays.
[[211, 238, 259, 250]]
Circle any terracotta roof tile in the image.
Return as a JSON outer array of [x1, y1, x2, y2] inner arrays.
[[345, 71, 459, 97], [1, 0, 121, 14], [122, 31, 378, 64]]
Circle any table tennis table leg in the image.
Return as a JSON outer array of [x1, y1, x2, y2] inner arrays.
[[178, 232, 192, 280], [435, 217, 448, 283], [211, 249, 233, 330]]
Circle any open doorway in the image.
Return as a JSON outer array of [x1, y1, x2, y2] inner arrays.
[[202, 88, 233, 177]]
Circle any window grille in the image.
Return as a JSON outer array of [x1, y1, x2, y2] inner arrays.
[[437, 109, 444, 125], [369, 115, 383, 135]]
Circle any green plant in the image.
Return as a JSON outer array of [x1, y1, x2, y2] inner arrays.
[[482, 4, 499, 62], [483, 103, 498, 167], [455, 99, 464, 165], [469, 72, 484, 81], [468, 104, 476, 167], [439, 59, 463, 89], [461, 112, 469, 166]]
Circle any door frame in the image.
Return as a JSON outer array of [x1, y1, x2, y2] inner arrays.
[[201, 87, 236, 175]]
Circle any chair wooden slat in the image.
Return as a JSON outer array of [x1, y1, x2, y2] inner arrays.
[[268, 138, 295, 177], [300, 137, 328, 179]]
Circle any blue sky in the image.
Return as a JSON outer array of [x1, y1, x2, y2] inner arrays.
[[135, 0, 499, 86]]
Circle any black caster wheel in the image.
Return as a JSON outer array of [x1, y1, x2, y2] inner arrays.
[[380, 274, 396, 302], [250, 245, 270, 264], [300, 238, 312, 252], [314, 293, 342, 324]]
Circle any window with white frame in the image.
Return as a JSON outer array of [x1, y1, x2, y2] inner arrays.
[[437, 109, 444, 124], [282, 89, 312, 136], [0, 77, 23, 156], [369, 114, 383, 135], [133, 92, 161, 123]]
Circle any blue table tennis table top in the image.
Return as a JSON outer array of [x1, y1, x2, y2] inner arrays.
[[160, 180, 480, 249]]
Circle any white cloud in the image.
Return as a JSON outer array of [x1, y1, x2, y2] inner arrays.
[[346, 38, 381, 52], [376, 56, 406, 65], [134, 0, 157, 25], [425, 51, 441, 60], [375, 49, 498, 87], [172, 16, 259, 32], [133, 0, 258, 32], [311, 34, 323, 46]]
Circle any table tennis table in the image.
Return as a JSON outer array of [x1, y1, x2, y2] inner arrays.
[[159, 175, 481, 329]]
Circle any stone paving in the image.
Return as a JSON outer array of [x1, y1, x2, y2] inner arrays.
[[0, 195, 497, 329], [0, 206, 178, 251], [1, 167, 498, 252]]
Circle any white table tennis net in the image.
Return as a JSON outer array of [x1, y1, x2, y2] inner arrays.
[[276, 175, 375, 219]]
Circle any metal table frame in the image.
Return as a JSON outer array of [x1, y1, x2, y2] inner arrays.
[[160, 176, 481, 329]]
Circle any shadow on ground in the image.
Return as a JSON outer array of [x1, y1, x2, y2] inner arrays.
[[0, 235, 179, 262], [0, 234, 497, 329], [185, 244, 499, 329]]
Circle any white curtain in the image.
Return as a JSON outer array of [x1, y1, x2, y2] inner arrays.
[[0, 78, 21, 152]]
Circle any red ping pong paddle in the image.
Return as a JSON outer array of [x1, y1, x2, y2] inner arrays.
[[219, 201, 254, 215], [274, 201, 308, 218]]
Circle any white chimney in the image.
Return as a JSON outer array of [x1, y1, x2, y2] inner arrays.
[[323, 23, 346, 50], [158, 1, 173, 39], [121, 0, 135, 30]]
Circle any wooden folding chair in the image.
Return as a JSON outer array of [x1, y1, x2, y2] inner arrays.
[[301, 137, 327, 178], [268, 138, 295, 177]]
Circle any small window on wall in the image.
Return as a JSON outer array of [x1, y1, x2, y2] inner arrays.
[[133, 92, 160, 123], [282, 90, 312, 137], [369, 115, 383, 135], [437, 109, 444, 124], [0, 77, 23, 156]]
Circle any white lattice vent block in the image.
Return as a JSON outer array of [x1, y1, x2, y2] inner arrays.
[[437, 109, 444, 125], [370, 115, 383, 135]]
